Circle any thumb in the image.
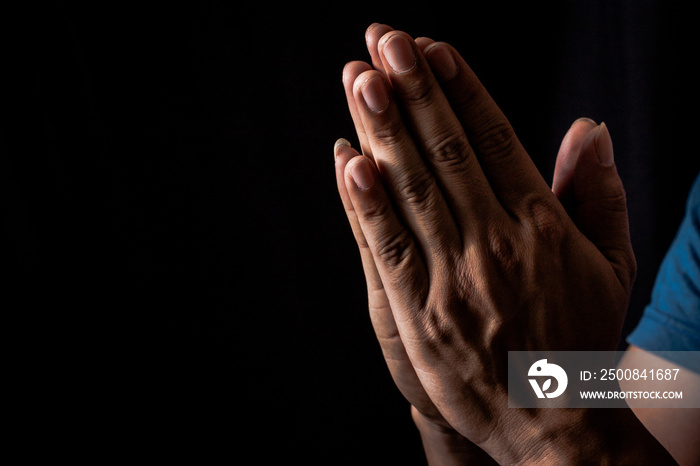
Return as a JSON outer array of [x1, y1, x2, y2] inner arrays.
[[552, 117, 599, 213], [571, 122, 637, 291]]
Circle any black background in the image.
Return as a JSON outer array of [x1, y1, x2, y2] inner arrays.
[[3, 2, 698, 463]]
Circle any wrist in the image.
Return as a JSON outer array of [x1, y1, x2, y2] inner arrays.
[[412, 406, 496, 465], [512, 408, 676, 465], [411, 405, 464, 444]]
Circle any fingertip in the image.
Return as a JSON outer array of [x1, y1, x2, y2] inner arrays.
[[424, 42, 458, 81], [574, 123, 600, 165], [563, 117, 598, 150], [351, 68, 380, 94], [365, 23, 392, 41], [335, 141, 364, 208], [334, 138, 358, 162], [571, 116, 598, 128], [346, 155, 376, 192], [365, 22, 381, 38], [352, 69, 390, 114], [343, 61, 372, 85], [415, 36, 435, 52], [595, 122, 614, 166], [366, 23, 394, 71], [334, 137, 351, 155], [377, 29, 413, 47], [553, 119, 599, 200]]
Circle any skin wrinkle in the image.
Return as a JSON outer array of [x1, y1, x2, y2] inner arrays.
[[336, 23, 678, 465]]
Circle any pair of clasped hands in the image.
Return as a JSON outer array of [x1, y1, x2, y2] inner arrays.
[[334, 24, 675, 464]]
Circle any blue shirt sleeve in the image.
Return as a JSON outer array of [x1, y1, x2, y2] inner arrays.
[[627, 173, 700, 371]]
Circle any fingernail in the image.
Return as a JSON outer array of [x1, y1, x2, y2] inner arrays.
[[365, 23, 382, 41], [425, 44, 457, 81], [350, 157, 375, 191], [382, 33, 416, 74], [360, 76, 390, 114], [334, 138, 351, 159], [595, 122, 614, 166], [572, 116, 597, 127]]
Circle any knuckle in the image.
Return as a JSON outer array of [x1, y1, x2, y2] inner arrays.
[[420, 308, 454, 350], [596, 187, 628, 215], [427, 132, 471, 168], [361, 192, 392, 223], [609, 245, 637, 289], [578, 176, 629, 215], [523, 195, 567, 244], [375, 228, 415, 270], [399, 76, 439, 111], [397, 169, 439, 210], [371, 119, 405, 149], [412, 290, 459, 353], [472, 118, 518, 164], [486, 229, 522, 274], [452, 85, 484, 122]]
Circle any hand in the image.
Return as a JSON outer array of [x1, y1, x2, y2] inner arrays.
[[337, 115, 610, 465], [335, 24, 502, 465], [334, 24, 672, 464]]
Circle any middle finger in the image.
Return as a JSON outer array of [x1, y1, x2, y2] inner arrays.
[[376, 31, 503, 231]]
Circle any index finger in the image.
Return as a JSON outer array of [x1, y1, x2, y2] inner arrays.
[[340, 24, 396, 160]]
